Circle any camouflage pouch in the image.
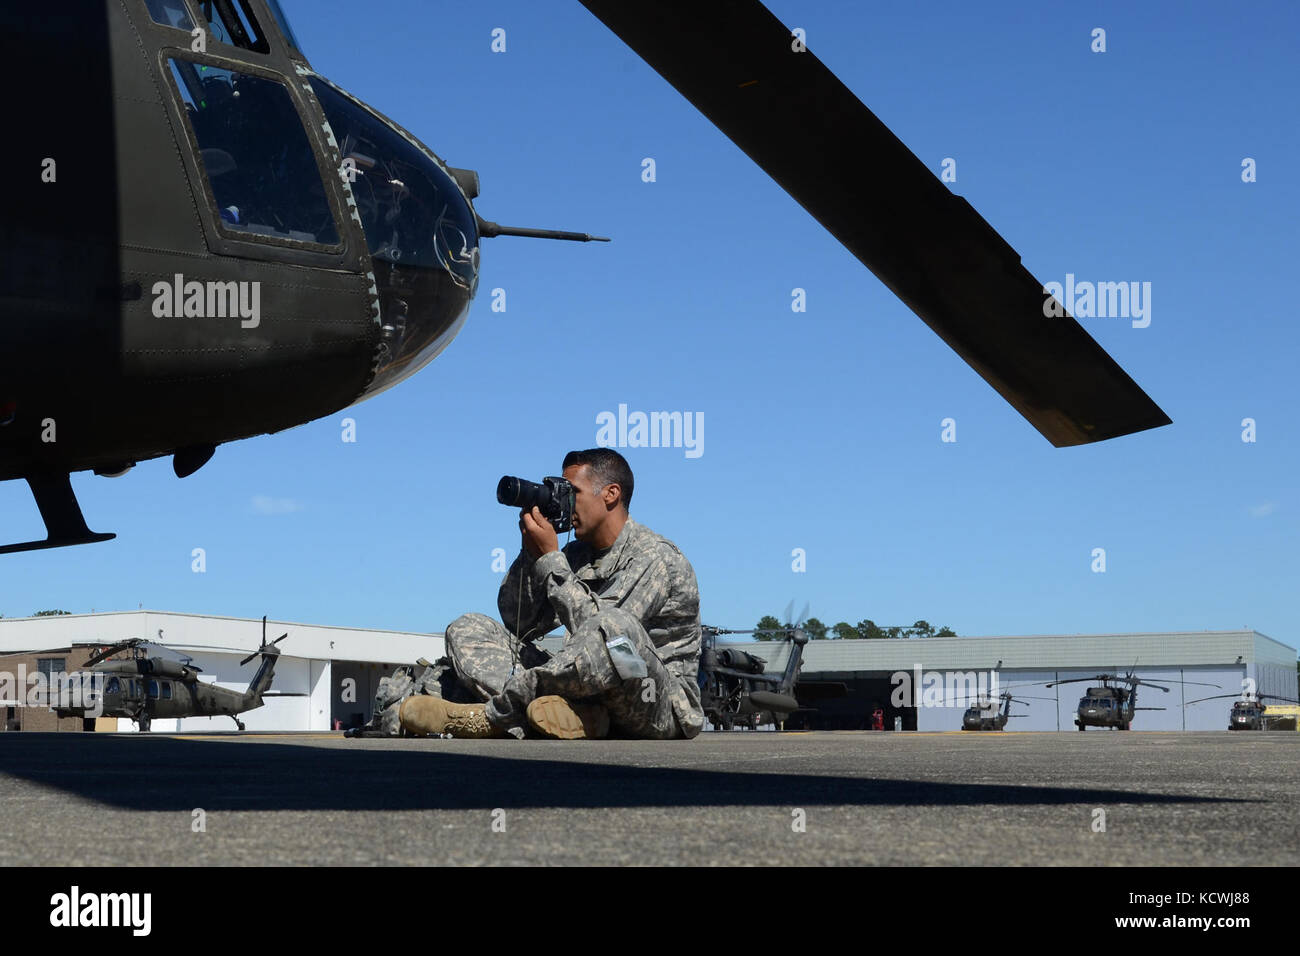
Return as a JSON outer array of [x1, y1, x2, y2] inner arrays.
[[377, 699, 404, 736], [348, 658, 461, 737], [412, 657, 454, 698], [374, 668, 413, 710]]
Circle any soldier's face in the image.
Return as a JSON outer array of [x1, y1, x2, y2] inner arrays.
[[564, 464, 614, 541]]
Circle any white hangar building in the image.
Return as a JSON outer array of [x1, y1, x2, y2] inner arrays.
[[722, 630, 1298, 731], [0, 612, 1293, 733], [0, 610, 444, 732]]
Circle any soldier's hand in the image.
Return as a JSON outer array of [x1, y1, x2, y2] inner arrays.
[[520, 506, 559, 558]]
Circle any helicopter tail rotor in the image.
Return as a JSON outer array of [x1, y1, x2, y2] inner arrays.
[[240, 615, 289, 666]]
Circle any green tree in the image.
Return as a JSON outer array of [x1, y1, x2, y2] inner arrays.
[[935, 626, 956, 637], [908, 620, 935, 639], [753, 615, 784, 641], [33, 610, 71, 616], [832, 621, 860, 640], [857, 619, 888, 640], [801, 617, 828, 640]]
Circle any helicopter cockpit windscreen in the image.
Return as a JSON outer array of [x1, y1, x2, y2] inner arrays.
[[309, 76, 479, 400], [168, 59, 339, 245]]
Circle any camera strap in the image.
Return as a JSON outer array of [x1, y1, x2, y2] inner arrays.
[[509, 529, 573, 676], [511, 567, 524, 676]]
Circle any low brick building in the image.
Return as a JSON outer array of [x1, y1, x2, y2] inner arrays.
[[0, 645, 115, 732]]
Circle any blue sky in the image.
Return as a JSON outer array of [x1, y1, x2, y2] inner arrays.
[[3, 1, 1297, 656]]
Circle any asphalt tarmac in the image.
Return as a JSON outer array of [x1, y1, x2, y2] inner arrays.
[[0, 731, 1294, 865]]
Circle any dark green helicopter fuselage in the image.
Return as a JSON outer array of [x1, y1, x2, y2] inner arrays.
[[1, 2, 478, 537]]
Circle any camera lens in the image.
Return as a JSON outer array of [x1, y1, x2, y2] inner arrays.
[[497, 476, 549, 511], [496, 476, 521, 505]]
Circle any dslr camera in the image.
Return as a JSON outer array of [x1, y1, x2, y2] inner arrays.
[[497, 475, 575, 533]]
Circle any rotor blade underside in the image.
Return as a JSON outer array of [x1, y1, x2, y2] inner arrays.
[[579, 0, 1171, 446]]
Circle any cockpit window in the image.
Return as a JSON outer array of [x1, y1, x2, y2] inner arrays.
[[168, 58, 339, 245], [145, 0, 195, 30], [197, 1, 270, 54], [308, 77, 476, 283], [147, 680, 160, 698], [264, 0, 304, 55], [308, 75, 480, 399], [106, 677, 120, 694]]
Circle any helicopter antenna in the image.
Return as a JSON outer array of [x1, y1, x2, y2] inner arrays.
[[477, 217, 610, 243]]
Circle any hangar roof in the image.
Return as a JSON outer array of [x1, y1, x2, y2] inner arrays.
[[0, 610, 443, 665], [712, 630, 1295, 674], [2, 613, 1291, 674]]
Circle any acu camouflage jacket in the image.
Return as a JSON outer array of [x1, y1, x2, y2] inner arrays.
[[499, 517, 703, 738]]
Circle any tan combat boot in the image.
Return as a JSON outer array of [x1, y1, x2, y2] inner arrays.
[[399, 696, 507, 739], [526, 696, 610, 739]]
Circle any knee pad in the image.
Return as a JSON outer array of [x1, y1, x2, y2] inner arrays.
[[446, 611, 494, 637]]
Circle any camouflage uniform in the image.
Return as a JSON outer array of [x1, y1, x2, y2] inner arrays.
[[445, 518, 703, 739]]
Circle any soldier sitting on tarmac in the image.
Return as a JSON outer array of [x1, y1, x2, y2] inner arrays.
[[400, 447, 704, 740]]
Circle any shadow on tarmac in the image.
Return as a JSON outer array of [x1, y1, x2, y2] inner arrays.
[[0, 734, 1247, 812]]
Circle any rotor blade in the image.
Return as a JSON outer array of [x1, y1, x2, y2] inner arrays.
[[239, 652, 258, 667], [1135, 677, 1221, 690], [1185, 693, 1242, 705], [579, 0, 1170, 446], [272, 633, 289, 646], [1187, 692, 1300, 706], [82, 639, 139, 668]]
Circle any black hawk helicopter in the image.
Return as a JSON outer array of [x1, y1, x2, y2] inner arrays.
[[2, 1, 1169, 555], [53, 615, 298, 731], [1186, 691, 1300, 731], [951, 688, 1056, 731], [1045, 669, 1219, 731], [699, 623, 845, 731]]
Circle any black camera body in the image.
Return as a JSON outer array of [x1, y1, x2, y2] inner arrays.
[[497, 475, 575, 533]]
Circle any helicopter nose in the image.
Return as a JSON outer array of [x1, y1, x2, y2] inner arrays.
[[307, 75, 481, 402]]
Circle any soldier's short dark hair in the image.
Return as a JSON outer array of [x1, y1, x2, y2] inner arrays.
[[563, 448, 634, 510]]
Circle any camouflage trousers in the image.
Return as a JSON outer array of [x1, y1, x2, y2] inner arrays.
[[445, 608, 681, 739]]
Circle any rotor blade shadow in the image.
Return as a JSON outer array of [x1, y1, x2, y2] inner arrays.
[[0, 735, 1246, 813]]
